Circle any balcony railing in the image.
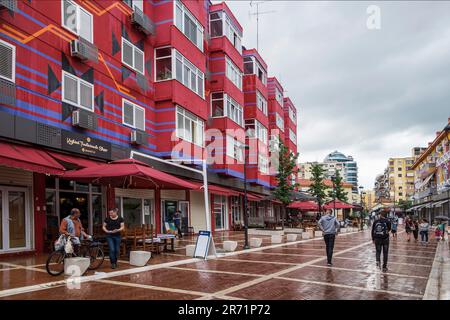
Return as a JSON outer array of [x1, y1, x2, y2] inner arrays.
[[0, 0, 17, 12], [131, 6, 155, 36], [0, 78, 16, 106]]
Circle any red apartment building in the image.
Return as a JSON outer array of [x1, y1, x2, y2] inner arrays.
[[0, 0, 299, 255]]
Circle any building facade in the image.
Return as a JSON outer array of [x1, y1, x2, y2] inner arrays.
[[386, 156, 415, 202], [323, 151, 358, 192], [0, 0, 300, 255], [411, 119, 450, 220]]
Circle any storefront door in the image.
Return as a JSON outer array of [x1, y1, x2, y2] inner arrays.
[[163, 200, 177, 226], [178, 201, 189, 234], [0, 186, 30, 252], [213, 195, 227, 231]]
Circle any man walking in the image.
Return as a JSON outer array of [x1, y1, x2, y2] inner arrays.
[[372, 211, 391, 272], [318, 209, 340, 266]]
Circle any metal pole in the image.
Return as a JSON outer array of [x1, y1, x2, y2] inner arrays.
[[243, 148, 250, 250], [202, 159, 211, 232]]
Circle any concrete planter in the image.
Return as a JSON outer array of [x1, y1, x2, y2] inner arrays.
[[314, 231, 323, 237], [248, 229, 284, 236], [64, 257, 90, 276], [250, 238, 263, 248], [287, 234, 297, 242], [130, 251, 151, 267], [186, 244, 196, 257], [284, 228, 303, 234], [271, 235, 283, 244], [340, 228, 348, 233], [223, 241, 238, 252], [301, 233, 311, 240]]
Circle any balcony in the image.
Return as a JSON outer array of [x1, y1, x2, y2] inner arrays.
[[0, 77, 15, 106], [131, 6, 155, 36]]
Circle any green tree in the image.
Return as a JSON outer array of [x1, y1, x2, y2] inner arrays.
[[328, 170, 348, 203], [397, 199, 413, 212], [308, 163, 328, 212], [272, 138, 299, 228]]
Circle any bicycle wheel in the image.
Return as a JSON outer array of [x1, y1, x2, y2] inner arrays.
[[88, 246, 104, 270], [46, 250, 66, 276]]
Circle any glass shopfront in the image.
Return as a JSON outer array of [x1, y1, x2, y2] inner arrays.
[[45, 177, 105, 237], [115, 196, 155, 229]]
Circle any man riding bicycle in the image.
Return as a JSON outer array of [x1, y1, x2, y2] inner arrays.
[[59, 208, 90, 253]]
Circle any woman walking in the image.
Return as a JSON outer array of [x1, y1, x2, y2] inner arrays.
[[412, 219, 419, 242], [419, 219, 429, 245], [405, 216, 413, 242], [103, 208, 125, 269]]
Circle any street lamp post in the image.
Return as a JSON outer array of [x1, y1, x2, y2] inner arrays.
[[331, 175, 336, 217], [359, 185, 364, 230], [241, 144, 250, 250]]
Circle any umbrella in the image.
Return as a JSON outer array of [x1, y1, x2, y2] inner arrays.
[[434, 216, 450, 221], [323, 200, 356, 210], [61, 158, 197, 190], [288, 201, 320, 211]]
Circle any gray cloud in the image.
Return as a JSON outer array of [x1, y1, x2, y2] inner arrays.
[[222, 0, 450, 188]]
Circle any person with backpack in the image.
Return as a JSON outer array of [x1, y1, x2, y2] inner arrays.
[[318, 209, 341, 266], [372, 211, 391, 272]]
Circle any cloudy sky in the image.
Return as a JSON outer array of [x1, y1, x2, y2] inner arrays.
[[221, 0, 450, 189]]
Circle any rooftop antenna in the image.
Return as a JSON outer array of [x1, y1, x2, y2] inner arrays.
[[249, 1, 276, 51]]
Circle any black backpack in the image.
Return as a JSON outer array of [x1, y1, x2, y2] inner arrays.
[[373, 219, 388, 238]]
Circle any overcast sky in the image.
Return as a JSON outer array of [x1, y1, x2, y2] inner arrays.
[[221, 0, 450, 189]]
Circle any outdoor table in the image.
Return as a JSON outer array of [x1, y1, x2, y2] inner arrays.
[[157, 233, 176, 252]]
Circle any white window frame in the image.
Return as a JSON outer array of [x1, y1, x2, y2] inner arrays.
[[289, 106, 297, 123], [269, 135, 280, 152], [226, 135, 244, 162], [122, 99, 146, 131], [154, 46, 172, 82], [256, 90, 267, 116], [258, 154, 269, 174], [246, 119, 267, 145], [209, 10, 242, 54], [225, 56, 242, 90], [61, 70, 94, 112], [0, 39, 15, 83], [61, 0, 93, 43], [122, 38, 145, 75], [289, 128, 297, 145], [174, 0, 204, 51], [176, 105, 204, 147], [211, 92, 243, 127], [275, 87, 283, 105], [275, 113, 284, 132], [244, 56, 267, 85], [122, 0, 143, 12]]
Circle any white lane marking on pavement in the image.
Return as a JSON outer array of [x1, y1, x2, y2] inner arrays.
[[168, 266, 263, 278], [203, 237, 373, 299], [0, 262, 49, 273], [275, 276, 423, 298], [222, 258, 297, 266], [308, 264, 428, 279]]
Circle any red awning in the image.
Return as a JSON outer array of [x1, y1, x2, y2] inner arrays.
[[323, 200, 356, 210], [192, 182, 240, 196], [245, 193, 264, 201], [288, 201, 320, 211], [62, 158, 197, 190], [0, 141, 65, 175], [48, 151, 102, 168]]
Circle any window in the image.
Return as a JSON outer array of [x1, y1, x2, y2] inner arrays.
[[226, 135, 244, 162], [275, 113, 284, 132], [258, 154, 269, 174], [243, 56, 267, 85], [211, 93, 243, 126], [155, 48, 204, 98], [226, 56, 242, 90], [122, 99, 145, 130], [256, 91, 267, 116], [175, 0, 204, 51], [155, 47, 172, 81], [62, 71, 94, 111], [62, 0, 93, 42], [398, 174, 402, 177], [122, 38, 144, 74], [289, 106, 296, 123], [122, 0, 143, 12], [246, 120, 267, 145], [176, 106, 204, 146], [275, 87, 283, 105], [289, 128, 297, 145], [269, 135, 280, 152], [209, 10, 242, 53], [0, 39, 15, 82]]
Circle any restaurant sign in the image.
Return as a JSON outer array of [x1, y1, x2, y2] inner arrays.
[[62, 131, 111, 160]]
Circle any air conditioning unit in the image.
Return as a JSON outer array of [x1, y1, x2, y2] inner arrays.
[[131, 6, 155, 35], [70, 38, 99, 63], [72, 109, 98, 130], [130, 130, 147, 145], [0, 0, 17, 11], [0, 77, 15, 107]]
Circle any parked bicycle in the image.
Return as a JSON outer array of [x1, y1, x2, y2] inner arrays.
[[46, 235, 104, 276]]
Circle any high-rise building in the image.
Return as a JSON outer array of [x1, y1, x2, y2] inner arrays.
[[0, 0, 300, 254], [387, 157, 415, 202], [323, 151, 358, 192]]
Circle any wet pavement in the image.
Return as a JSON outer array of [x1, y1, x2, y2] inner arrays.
[[0, 229, 439, 300]]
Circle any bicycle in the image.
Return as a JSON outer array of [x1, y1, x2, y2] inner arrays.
[[46, 235, 105, 276]]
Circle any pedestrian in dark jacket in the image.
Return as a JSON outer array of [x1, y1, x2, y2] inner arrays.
[[412, 220, 419, 241], [318, 209, 340, 267], [372, 211, 391, 272]]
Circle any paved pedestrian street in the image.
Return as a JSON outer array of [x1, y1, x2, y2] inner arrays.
[[0, 230, 439, 300]]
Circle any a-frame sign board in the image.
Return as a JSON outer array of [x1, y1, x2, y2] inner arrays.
[[193, 230, 217, 259]]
